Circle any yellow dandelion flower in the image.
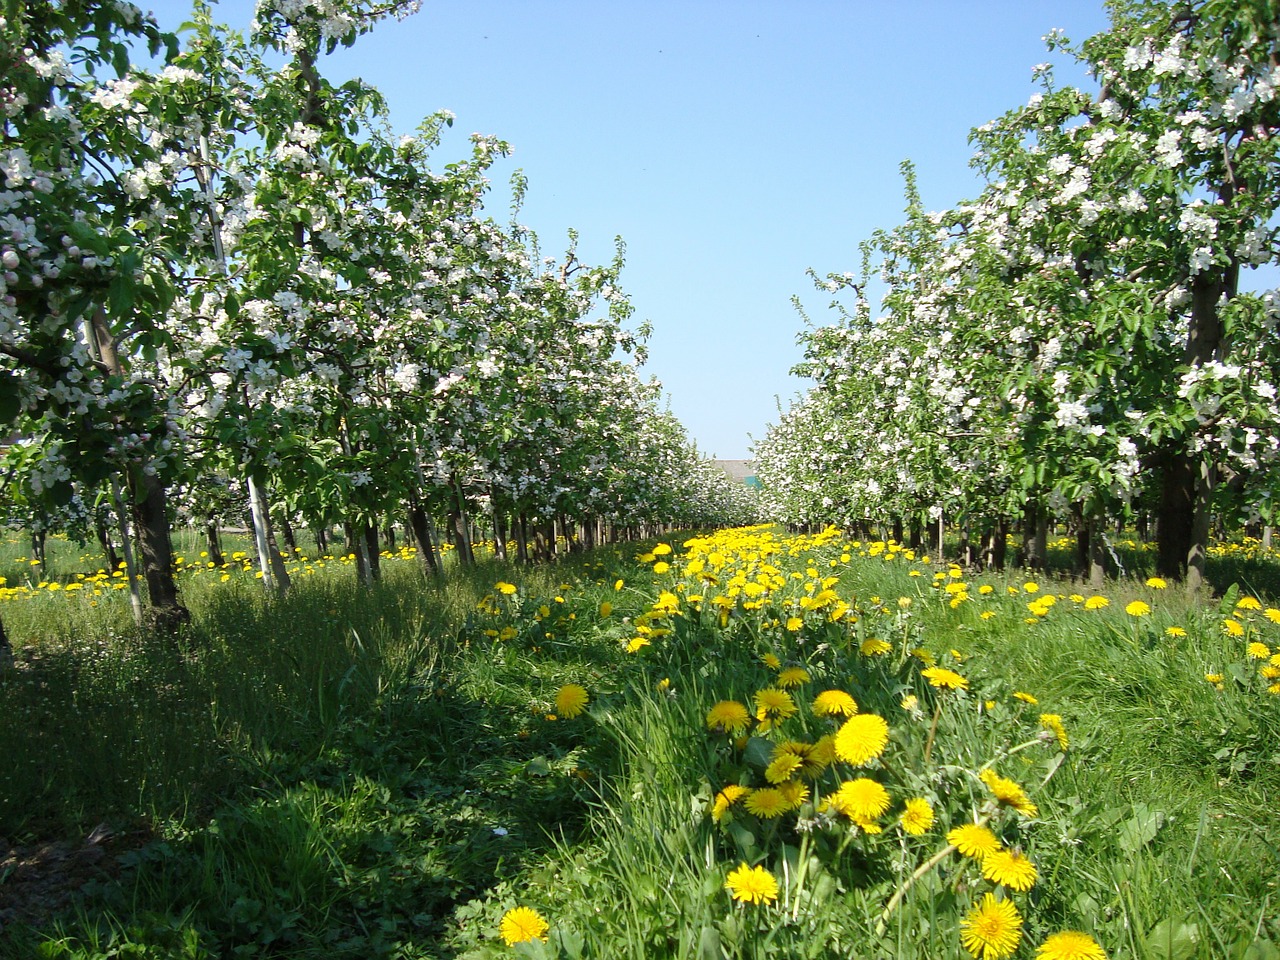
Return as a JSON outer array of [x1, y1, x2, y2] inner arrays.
[[910, 648, 937, 667], [753, 688, 798, 730], [1165, 626, 1187, 637], [765, 751, 804, 784], [614, 578, 624, 591], [980, 610, 997, 620], [1204, 673, 1223, 684], [1145, 577, 1167, 589], [860, 638, 892, 656], [831, 777, 890, 821], [978, 584, 995, 595], [900, 694, 919, 711], [1222, 619, 1244, 638], [1035, 930, 1108, 960], [499, 906, 549, 945], [1039, 713, 1069, 750], [743, 787, 789, 819], [494, 581, 518, 596], [724, 862, 778, 905], [1083, 596, 1109, 610], [777, 666, 811, 688], [712, 784, 749, 822], [1023, 582, 1039, 594], [982, 848, 1038, 891], [1012, 691, 1038, 705], [960, 893, 1023, 959], [625, 636, 650, 654], [900, 797, 934, 835], [812, 689, 858, 718], [1237, 596, 1262, 611], [761, 652, 782, 670], [833, 713, 889, 765], [777, 779, 810, 809], [1266, 608, 1280, 623], [1246, 641, 1270, 659], [598, 601, 613, 618], [555, 684, 589, 719], [948, 823, 1002, 860], [706, 700, 751, 735], [979, 770, 1038, 817], [922, 666, 969, 690], [1124, 600, 1151, 617], [806, 735, 836, 773], [652, 542, 672, 555], [785, 616, 804, 632], [1068, 594, 1085, 603], [652, 561, 671, 574]]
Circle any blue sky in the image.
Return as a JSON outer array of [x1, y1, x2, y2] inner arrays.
[[189, 0, 1116, 459]]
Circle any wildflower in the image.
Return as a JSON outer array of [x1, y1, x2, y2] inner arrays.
[[499, 906, 549, 945], [982, 848, 1038, 891], [1124, 600, 1151, 617], [1083, 596, 1109, 610], [960, 893, 1023, 959], [495, 581, 517, 596], [625, 636, 650, 654], [1246, 641, 1270, 659], [900, 694, 919, 711], [712, 784, 749, 822], [777, 666, 811, 688], [1040, 713, 1069, 750], [1145, 577, 1168, 589], [1012, 691, 1038, 705], [554, 684, 589, 719], [832, 777, 890, 821], [1023, 582, 1039, 593], [652, 542, 672, 555], [1035, 930, 1108, 959], [980, 770, 1038, 817], [860, 638, 892, 656], [765, 750, 804, 784], [753, 688, 798, 730], [761, 652, 782, 670], [614, 579, 624, 591], [1236, 596, 1262, 611], [598, 601, 612, 617], [744, 787, 789, 818], [1266, 608, 1280, 623], [833, 713, 890, 765], [778, 779, 810, 808], [785, 616, 804, 631], [900, 797, 934, 835], [978, 584, 995, 595], [1222, 619, 1244, 638], [653, 561, 670, 574], [706, 700, 751, 735], [922, 666, 969, 690], [812, 689, 858, 718], [724, 862, 778, 905], [980, 610, 997, 620], [948, 823, 1002, 860], [1165, 626, 1187, 637], [910, 648, 937, 667], [806, 735, 836, 772]]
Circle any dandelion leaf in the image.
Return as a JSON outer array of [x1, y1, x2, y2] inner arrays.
[[1118, 803, 1165, 854], [1142, 919, 1199, 960]]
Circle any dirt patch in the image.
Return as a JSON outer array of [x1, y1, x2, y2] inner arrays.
[[0, 823, 153, 934]]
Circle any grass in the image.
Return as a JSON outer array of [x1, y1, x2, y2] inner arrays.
[[0, 526, 1278, 958]]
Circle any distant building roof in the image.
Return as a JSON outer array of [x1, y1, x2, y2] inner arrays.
[[714, 459, 758, 484]]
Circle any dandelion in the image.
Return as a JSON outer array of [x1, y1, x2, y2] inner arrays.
[[831, 777, 890, 821], [625, 636, 650, 654], [706, 700, 751, 735], [1145, 577, 1168, 589], [900, 694, 919, 711], [982, 848, 1038, 891], [1236, 596, 1262, 611], [1222, 619, 1244, 638], [833, 713, 890, 765], [765, 750, 804, 784], [499, 906, 549, 945], [979, 769, 1038, 817], [948, 823, 1002, 860], [598, 601, 612, 617], [614, 578, 624, 591], [744, 787, 789, 819], [1165, 626, 1187, 637], [1266, 608, 1280, 623], [812, 689, 858, 718], [922, 666, 969, 690], [1083, 596, 1109, 610], [778, 779, 810, 808], [1124, 600, 1151, 617], [900, 797, 934, 835], [1040, 713, 1069, 750], [554, 684, 589, 719], [495, 581, 517, 596], [860, 637, 892, 656], [653, 561, 671, 574], [712, 784, 749, 822], [1035, 930, 1108, 959], [785, 616, 804, 631], [753, 688, 798, 730], [1023, 582, 1039, 593], [761, 652, 782, 670], [1012, 691, 1038, 705], [960, 893, 1023, 959], [1246, 641, 1270, 659], [724, 862, 778, 905], [777, 666, 811, 688]]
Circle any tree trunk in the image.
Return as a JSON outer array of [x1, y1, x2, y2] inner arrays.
[[278, 511, 298, 555], [1186, 459, 1214, 593], [408, 501, 440, 578], [516, 514, 530, 564], [1155, 447, 1195, 580], [345, 520, 371, 585], [95, 512, 121, 572], [363, 521, 382, 581], [0, 615, 12, 670], [204, 514, 224, 567], [129, 469, 191, 632]]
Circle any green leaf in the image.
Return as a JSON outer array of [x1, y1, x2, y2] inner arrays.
[[1118, 803, 1165, 854], [1143, 919, 1200, 960]]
